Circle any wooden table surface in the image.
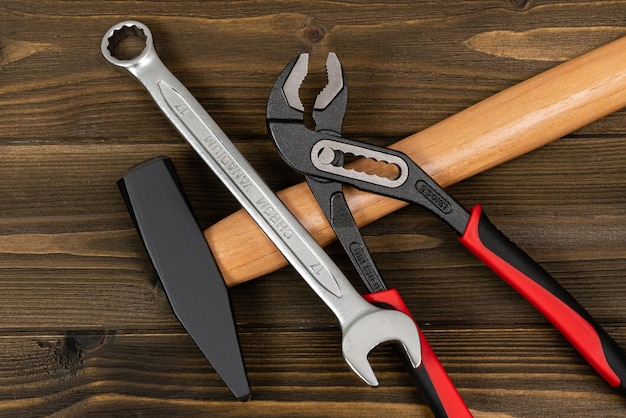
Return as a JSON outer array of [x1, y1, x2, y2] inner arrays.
[[2, 1, 626, 417]]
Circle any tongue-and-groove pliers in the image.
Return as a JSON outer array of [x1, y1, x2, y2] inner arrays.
[[266, 53, 626, 405]]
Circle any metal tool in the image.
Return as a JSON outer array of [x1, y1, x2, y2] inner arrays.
[[266, 52, 626, 392], [267, 53, 471, 417], [306, 182, 472, 418], [101, 20, 422, 387], [118, 157, 250, 401]]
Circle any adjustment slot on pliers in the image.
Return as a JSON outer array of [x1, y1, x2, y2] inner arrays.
[[311, 139, 409, 188]]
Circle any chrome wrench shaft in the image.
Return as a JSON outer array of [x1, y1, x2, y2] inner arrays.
[[102, 21, 421, 386]]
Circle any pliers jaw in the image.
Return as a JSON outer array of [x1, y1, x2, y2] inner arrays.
[[267, 52, 347, 127], [311, 53, 348, 136], [266, 53, 311, 121], [267, 53, 349, 174]]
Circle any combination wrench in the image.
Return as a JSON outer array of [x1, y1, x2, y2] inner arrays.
[[101, 21, 422, 387]]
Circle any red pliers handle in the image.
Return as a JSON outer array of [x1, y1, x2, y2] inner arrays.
[[460, 205, 626, 389], [365, 289, 472, 418]]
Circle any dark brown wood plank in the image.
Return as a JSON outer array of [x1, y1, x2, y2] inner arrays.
[[0, 1, 626, 416], [0, 329, 625, 417]]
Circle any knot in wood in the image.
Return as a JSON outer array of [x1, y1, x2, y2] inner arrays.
[[509, 0, 529, 8], [304, 25, 325, 44]]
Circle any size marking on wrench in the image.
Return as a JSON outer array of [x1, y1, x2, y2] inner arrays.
[[160, 82, 254, 193], [101, 20, 422, 387]]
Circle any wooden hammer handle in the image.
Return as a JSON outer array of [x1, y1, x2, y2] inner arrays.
[[205, 36, 626, 287]]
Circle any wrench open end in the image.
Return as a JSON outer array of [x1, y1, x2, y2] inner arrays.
[[342, 308, 422, 387], [101, 21, 153, 68]]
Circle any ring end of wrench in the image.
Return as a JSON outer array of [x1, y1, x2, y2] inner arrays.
[[101, 20, 154, 71]]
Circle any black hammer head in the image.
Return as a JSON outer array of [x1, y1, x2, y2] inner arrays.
[[118, 157, 251, 401]]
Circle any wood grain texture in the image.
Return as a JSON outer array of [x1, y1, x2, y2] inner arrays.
[[0, 1, 625, 416]]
